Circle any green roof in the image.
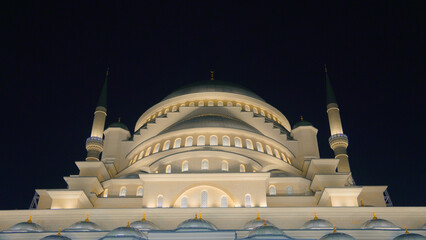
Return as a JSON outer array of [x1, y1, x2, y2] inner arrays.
[[108, 122, 128, 131], [293, 120, 313, 129]]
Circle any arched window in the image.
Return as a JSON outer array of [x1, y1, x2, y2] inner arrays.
[[246, 139, 253, 150], [221, 196, 228, 208], [201, 159, 209, 170], [217, 101, 223, 106], [240, 164, 246, 173], [244, 105, 250, 111], [222, 136, 230, 146], [138, 151, 144, 160], [198, 101, 204, 106], [165, 165, 171, 173], [163, 140, 170, 151], [234, 137, 242, 148], [281, 153, 288, 163], [269, 185, 276, 195], [260, 110, 265, 116], [103, 189, 108, 198], [201, 191, 208, 208], [119, 187, 127, 197], [256, 142, 263, 152], [274, 149, 281, 159], [180, 103, 186, 107], [245, 194, 252, 207], [265, 145, 273, 155], [174, 138, 181, 149], [287, 156, 292, 165], [136, 187, 143, 197], [197, 135, 205, 146], [227, 101, 233, 107], [131, 155, 137, 165], [273, 116, 277, 121], [189, 102, 195, 107], [157, 195, 163, 208], [267, 113, 271, 119], [208, 101, 214, 106], [210, 135, 218, 146], [185, 136, 193, 147], [182, 161, 189, 172], [253, 107, 258, 114], [145, 147, 152, 156], [153, 143, 161, 153], [286, 186, 294, 195], [164, 108, 169, 114], [172, 106, 178, 112], [181, 197, 188, 208], [236, 103, 242, 110], [221, 160, 229, 172], [157, 111, 162, 117]]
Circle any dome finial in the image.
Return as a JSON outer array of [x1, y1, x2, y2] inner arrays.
[[142, 213, 146, 221], [256, 212, 260, 220], [360, 199, 364, 206], [314, 211, 318, 220], [210, 70, 215, 81], [333, 226, 337, 233], [118, 117, 121, 123], [28, 215, 32, 223], [57, 227, 62, 236], [372, 212, 378, 220], [405, 226, 409, 234], [85, 214, 90, 222], [199, 212, 202, 219], [126, 221, 130, 227], [194, 213, 198, 219], [301, 115, 304, 121], [324, 64, 328, 73]]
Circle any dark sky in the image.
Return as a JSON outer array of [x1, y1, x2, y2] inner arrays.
[[1, 1, 424, 210]]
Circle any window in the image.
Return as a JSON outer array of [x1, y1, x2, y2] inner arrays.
[[145, 147, 152, 156], [185, 136, 193, 147], [138, 151, 144, 160], [240, 164, 246, 173], [198, 101, 204, 106], [103, 189, 108, 197], [256, 142, 263, 152], [157, 195, 163, 208], [197, 135, 205, 146], [245, 105, 250, 111], [287, 156, 292, 165], [221, 160, 229, 172], [246, 139, 253, 150], [201, 191, 208, 207], [208, 101, 214, 106], [281, 153, 288, 163], [189, 102, 195, 107], [166, 165, 171, 173], [267, 113, 271, 119], [181, 197, 188, 208], [253, 108, 258, 114], [221, 196, 228, 208], [286, 186, 294, 195], [201, 159, 209, 170], [217, 101, 223, 106], [119, 187, 127, 197], [245, 194, 252, 207], [163, 140, 170, 151], [157, 111, 162, 117], [236, 103, 242, 110], [265, 145, 273, 155], [172, 106, 178, 112], [274, 149, 281, 159], [222, 136, 230, 146], [164, 108, 169, 114], [182, 161, 189, 172], [136, 187, 143, 197], [227, 101, 233, 107], [174, 138, 181, 149], [260, 110, 265, 116], [269, 185, 276, 195], [234, 137, 242, 148], [210, 135, 218, 146], [153, 143, 161, 153], [180, 103, 186, 107]]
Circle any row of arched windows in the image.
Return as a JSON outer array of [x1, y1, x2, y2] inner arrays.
[[156, 191, 253, 208], [102, 186, 144, 198], [143, 100, 284, 129], [129, 135, 292, 166], [163, 160, 246, 173], [268, 185, 294, 196]]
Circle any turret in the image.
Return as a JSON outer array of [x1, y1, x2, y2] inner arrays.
[[85, 69, 108, 161], [325, 65, 351, 173], [292, 116, 320, 160]]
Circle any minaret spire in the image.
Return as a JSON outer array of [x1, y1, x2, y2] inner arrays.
[[85, 68, 109, 161], [325, 65, 352, 180]]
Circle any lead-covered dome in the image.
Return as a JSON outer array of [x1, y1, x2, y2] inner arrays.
[[244, 213, 274, 230], [393, 231, 426, 240], [248, 225, 288, 239], [4, 218, 44, 232], [175, 215, 217, 232], [319, 231, 355, 240], [164, 81, 265, 102], [101, 226, 147, 239], [301, 213, 333, 229], [40, 234, 72, 240], [130, 215, 159, 231], [63, 217, 101, 232], [361, 213, 400, 230]]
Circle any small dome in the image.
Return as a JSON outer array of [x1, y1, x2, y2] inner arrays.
[[40, 234, 72, 240], [301, 219, 333, 230], [102, 226, 147, 239], [319, 232, 355, 240], [130, 218, 159, 231], [108, 122, 129, 131], [64, 220, 102, 232], [4, 220, 44, 232], [175, 216, 217, 232], [293, 120, 313, 129], [361, 215, 400, 230], [118, 171, 146, 179], [248, 225, 287, 239], [244, 217, 274, 230], [393, 232, 426, 240]]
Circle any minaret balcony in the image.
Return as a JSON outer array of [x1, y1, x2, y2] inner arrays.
[[85, 136, 104, 152], [328, 133, 349, 149]]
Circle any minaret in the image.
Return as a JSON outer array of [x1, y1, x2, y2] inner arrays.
[[325, 65, 351, 173], [85, 69, 108, 161]]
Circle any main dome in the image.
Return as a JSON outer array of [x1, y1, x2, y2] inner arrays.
[[163, 81, 265, 102]]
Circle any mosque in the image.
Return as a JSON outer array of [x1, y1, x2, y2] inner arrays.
[[0, 68, 424, 239]]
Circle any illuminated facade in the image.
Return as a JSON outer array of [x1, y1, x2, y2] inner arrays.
[[0, 70, 425, 240]]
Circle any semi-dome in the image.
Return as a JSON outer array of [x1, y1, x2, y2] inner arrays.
[[319, 231, 355, 240], [63, 216, 102, 232], [361, 213, 400, 230], [248, 225, 287, 239], [175, 215, 217, 232], [40, 234, 72, 240], [301, 213, 333, 229], [161, 114, 261, 135], [102, 226, 147, 239], [244, 213, 274, 230], [163, 80, 265, 102], [393, 232, 426, 240], [4, 218, 44, 232], [130, 215, 159, 231]]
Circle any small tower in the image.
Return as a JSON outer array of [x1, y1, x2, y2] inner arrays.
[[325, 65, 351, 173], [85, 69, 108, 161]]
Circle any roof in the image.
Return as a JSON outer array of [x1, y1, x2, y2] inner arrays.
[[108, 122, 129, 131], [293, 120, 313, 129], [163, 80, 265, 101]]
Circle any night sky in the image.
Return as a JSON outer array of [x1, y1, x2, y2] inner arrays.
[[1, 1, 424, 210]]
